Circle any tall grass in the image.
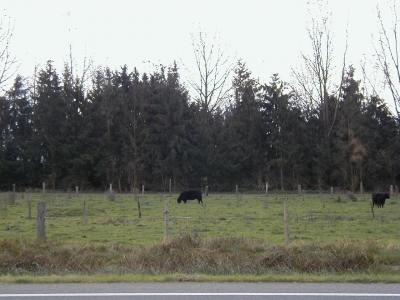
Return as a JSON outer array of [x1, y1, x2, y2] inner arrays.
[[0, 234, 397, 276]]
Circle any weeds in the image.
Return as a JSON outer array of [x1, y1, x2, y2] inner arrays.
[[346, 191, 357, 201], [0, 235, 397, 276]]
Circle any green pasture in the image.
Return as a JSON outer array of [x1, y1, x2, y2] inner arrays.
[[1, 191, 399, 246]]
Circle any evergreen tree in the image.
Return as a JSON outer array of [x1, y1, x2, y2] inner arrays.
[[33, 61, 67, 189], [332, 66, 366, 191], [223, 61, 264, 189], [117, 67, 145, 191], [0, 56, 398, 192], [87, 67, 119, 189], [61, 63, 93, 189], [262, 74, 305, 190], [3, 76, 33, 188], [361, 95, 398, 189], [162, 63, 196, 189], [142, 63, 197, 190], [0, 94, 11, 189]]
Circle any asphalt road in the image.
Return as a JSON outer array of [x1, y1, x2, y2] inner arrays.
[[0, 282, 399, 299]]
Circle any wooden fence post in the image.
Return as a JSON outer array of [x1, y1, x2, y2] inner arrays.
[[390, 185, 393, 195], [266, 182, 269, 196], [37, 202, 46, 239], [142, 184, 144, 196], [284, 201, 290, 246], [360, 182, 363, 195], [28, 197, 32, 219], [136, 191, 142, 218], [298, 184, 301, 196], [205, 186, 209, 196], [236, 185, 238, 196], [12, 184, 16, 204], [3, 193, 7, 210], [164, 201, 169, 243], [76, 186, 79, 197], [109, 183, 115, 201], [169, 178, 172, 197], [370, 199, 375, 219], [82, 197, 86, 220]]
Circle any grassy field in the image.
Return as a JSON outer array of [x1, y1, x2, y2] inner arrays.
[[0, 191, 399, 282], [1, 191, 399, 245]]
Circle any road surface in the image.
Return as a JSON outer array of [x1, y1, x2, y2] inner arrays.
[[0, 282, 399, 299]]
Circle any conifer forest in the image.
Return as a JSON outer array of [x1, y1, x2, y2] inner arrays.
[[1, 58, 398, 192]]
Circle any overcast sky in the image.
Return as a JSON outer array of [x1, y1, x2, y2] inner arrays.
[[1, 0, 396, 109]]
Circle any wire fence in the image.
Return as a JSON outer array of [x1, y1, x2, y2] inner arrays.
[[1, 190, 399, 246]]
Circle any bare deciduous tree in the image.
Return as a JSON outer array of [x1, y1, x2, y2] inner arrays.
[[65, 44, 93, 90], [184, 30, 234, 127], [0, 17, 18, 92], [291, 2, 348, 189], [375, 1, 400, 115], [291, 6, 347, 140]]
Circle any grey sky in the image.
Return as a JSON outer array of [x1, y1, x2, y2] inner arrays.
[[2, 0, 394, 109]]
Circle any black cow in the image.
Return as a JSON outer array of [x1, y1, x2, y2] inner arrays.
[[177, 190, 203, 204], [372, 192, 390, 208]]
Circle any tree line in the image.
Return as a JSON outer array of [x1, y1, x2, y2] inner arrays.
[[0, 58, 397, 192]]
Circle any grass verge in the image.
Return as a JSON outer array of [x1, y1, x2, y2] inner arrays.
[[1, 234, 399, 283], [1, 273, 399, 284]]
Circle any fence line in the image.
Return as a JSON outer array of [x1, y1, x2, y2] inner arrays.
[[1, 191, 398, 246]]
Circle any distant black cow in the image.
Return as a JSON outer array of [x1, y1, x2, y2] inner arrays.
[[372, 192, 390, 208], [177, 190, 203, 204]]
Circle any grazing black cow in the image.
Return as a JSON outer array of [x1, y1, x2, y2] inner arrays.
[[372, 192, 390, 208], [177, 190, 203, 204]]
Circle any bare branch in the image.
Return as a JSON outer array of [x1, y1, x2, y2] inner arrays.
[[375, 1, 400, 115], [0, 17, 19, 92], [328, 30, 348, 138], [291, 3, 347, 140], [64, 44, 94, 91], [182, 29, 234, 125]]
